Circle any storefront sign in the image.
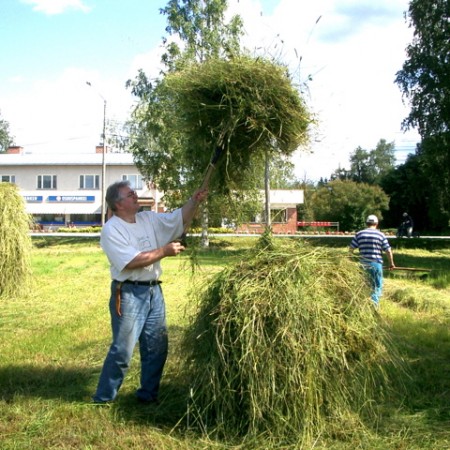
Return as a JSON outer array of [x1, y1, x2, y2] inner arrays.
[[24, 195, 43, 202], [47, 195, 96, 203]]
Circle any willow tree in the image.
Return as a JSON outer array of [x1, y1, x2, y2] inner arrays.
[[0, 183, 32, 298]]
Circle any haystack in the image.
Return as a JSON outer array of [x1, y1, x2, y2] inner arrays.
[[0, 183, 33, 298], [182, 236, 404, 444]]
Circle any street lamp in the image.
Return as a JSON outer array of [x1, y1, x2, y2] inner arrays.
[[86, 81, 107, 226]]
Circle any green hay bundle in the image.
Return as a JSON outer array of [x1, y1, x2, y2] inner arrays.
[[0, 183, 33, 298], [182, 237, 405, 445], [163, 56, 311, 187]]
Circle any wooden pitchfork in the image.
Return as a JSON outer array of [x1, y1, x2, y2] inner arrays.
[[178, 146, 223, 245]]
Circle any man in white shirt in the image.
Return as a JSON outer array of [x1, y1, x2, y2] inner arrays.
[[92, 180, 207, 404]]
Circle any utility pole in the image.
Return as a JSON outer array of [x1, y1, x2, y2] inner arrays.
[[86, 81, 107, 225], [264, 149, 271, 229]]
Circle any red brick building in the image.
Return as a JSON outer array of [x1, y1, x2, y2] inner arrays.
[[236, 189, 304, 234]]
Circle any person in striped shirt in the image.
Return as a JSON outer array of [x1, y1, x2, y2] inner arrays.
[[349, 215, 395, 307]]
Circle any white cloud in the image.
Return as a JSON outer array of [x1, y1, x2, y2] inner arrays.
[[21, 0, 91, 15], [226, 0, 418, 180], [4, 67, 133, 154]]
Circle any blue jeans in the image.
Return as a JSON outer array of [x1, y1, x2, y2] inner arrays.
[[363, 261, 383, 306], [93, 281, 168, 403]]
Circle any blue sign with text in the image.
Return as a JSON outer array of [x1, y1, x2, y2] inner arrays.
[[24, 195, 43, 202], [47, 195, 95, 203]]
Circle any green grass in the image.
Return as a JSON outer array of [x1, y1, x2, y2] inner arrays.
[[0, 236, 449, 449]]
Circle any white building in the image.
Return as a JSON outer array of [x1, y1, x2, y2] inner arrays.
[[1, 145, 305, 233], [0, 146, 161, 229]]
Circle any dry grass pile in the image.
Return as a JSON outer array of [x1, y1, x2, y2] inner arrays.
[[0, 182, 33, 298], [181, 236, 405, 445], [164, 56, 311, 188]]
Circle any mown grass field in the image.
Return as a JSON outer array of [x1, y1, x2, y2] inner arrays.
[[1, 236, 449, 449]]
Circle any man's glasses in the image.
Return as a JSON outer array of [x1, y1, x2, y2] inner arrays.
[[120, 190, 137, 200]]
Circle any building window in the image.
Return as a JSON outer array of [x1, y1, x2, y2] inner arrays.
[[122, 174, 143, 190], [37, 175, 57, 189], [249, 209, 287, 224], [1, 175, 15, 183], [271, 209, 287, 223], [79, 175, 100, 189]]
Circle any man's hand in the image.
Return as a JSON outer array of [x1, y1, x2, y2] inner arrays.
[[163, 241, 186, 257], [192, 188, 208, 204]]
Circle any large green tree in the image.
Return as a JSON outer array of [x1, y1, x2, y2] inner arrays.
[[332, 139, 396, 184], [128, 0, 310, 239], [309, 180, 390, 232], [380, 152, 435, 230], [160, 0, 243, 70], [0, 110, 14, 153], [127, 0, 244, 201], [127, 0, 245, 244], [395, 0, 450, 217]]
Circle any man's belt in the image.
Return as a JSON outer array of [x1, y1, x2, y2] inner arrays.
[[114, 279, 162, 286], [113, 280, 162, 317]]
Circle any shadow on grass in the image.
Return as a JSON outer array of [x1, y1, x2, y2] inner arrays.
[[113, 379, 192, 431], [111, 324, 196, 429], [32, 235, 100, 248], [390, 238, 450, 251], [0, 364, 97, 402]]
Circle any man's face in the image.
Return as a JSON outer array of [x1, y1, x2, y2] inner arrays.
[[116, 187, 139, 212]]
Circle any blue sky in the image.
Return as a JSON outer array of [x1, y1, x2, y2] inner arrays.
[[0, 0, 420, 181]]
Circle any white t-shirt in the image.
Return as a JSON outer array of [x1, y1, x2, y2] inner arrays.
[[100, 209, 183, 282]]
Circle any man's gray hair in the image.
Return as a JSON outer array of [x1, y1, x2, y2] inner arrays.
[[105, 180, 130, 212]]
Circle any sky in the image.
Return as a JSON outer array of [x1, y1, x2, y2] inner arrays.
[[0, 0, 421, 181]]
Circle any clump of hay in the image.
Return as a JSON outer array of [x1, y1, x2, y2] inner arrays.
[[181, 236, 404, 445], [163, 56, 311, 189], [0, 183, 33, 298]]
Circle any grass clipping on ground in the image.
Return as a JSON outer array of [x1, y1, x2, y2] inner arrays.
[[182, 236, 404, 444]]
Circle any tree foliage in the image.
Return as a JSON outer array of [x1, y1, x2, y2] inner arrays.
[[127, 0, 311, 228], [0, 110, 15, 153], [160, 0, 243, 71], [395, 0, 450, 216], [380, 152, 436, 230], [309, 180, 390, 231], [127, 0, 245, 209], [332, 139, 396, 185]]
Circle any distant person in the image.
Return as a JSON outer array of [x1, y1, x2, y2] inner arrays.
[[398, 212, 414, 238], [92, 180, 208, 405], [349, 215, 395, 307]]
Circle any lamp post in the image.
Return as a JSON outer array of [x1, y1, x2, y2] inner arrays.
[[86, 81, 107, 225]]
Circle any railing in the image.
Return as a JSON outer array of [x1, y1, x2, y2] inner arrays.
[[297, 221, 339, 231]]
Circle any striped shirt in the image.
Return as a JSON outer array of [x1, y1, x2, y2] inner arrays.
[[350, 228, 391, 264]]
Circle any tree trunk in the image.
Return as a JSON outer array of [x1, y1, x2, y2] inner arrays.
[[200, 201, 209, 248], [265, 151, 271, 229]]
